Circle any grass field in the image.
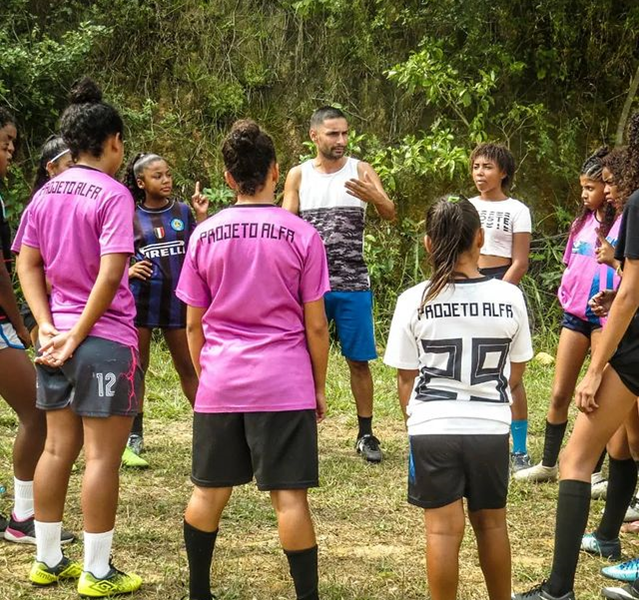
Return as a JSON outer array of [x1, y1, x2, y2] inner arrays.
[[0, 340, 637, 600]]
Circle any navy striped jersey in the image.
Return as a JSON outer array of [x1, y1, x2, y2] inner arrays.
[[130, 200, 196, 328], [0, 193, 12, 322]]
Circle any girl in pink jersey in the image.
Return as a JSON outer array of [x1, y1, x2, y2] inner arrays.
[[176, 120, 330, 600], [12, 135, 73, 347], [515, 147, 621, 485], [18, 78, 142, 597]]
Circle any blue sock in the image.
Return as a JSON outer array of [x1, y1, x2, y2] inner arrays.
[[511, 419, 528, 454]]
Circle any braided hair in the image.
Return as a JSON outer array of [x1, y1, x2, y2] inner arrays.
[[572, 146, 615, 237]]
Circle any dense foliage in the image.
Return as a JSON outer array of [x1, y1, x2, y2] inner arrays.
[[2, 0, 639, 337]]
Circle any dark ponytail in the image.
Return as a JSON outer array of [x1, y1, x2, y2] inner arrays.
[[419, 195, 481, 312], [60, 77, 123, 160], [123, 152, 164, 204], [29, 135, 70, 201], [222, 119, 276, 196]]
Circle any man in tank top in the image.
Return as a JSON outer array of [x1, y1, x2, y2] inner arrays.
[[283, 106, 395, 462]]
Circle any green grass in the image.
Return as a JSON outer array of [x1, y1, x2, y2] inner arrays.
[[0, 340, 636, 599]]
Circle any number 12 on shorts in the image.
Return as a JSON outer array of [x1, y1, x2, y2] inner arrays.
[[94, 372, 117, 397]]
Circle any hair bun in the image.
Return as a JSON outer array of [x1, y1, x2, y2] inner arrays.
[[68, 77, 103, 105], [231, 119, 261, 146]]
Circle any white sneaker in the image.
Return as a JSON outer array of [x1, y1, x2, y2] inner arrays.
[[592, 472, 609, 500], [624, 497, 639, 522], [513, 462, 558, 482]]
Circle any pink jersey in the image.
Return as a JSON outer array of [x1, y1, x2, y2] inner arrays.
[[176, 204, 330, 413], [558, 212, 621, 325], [22, 165, 137, 348], [11, 203, 31, 254]]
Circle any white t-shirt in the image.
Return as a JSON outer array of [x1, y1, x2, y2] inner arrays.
[[469, 197, 532, 259], [384, 277, 533, 436]]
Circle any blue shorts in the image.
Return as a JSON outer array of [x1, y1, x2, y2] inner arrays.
[[324, 290, 377, 362], [561, 312, 600, 339]]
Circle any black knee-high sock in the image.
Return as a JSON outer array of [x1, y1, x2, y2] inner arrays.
[[357, 416, 372, 439], [594, 450, 607, 474], [284, 545, 319, 600], [542, 421, 568, 467], [131, 412, 144, 437], [596, 458, 638, 541], [547, 480, 591, 596], [184, 520, 217, 600]]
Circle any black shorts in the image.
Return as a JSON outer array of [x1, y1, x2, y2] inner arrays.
[[562, 312, 601, 339], [479, 265, 510, 280], [19, 302, 37, 333], [609, 314, 639, 396], [408, 434, 509, 512], [192, 410, 318, 491], [36, 336, 142, 418]]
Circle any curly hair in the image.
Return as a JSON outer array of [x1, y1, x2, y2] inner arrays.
[[222, 120, 276, 196], [469, 143, 516, 190], [619, 112, 639, 200], [60, 77, 124, 160]]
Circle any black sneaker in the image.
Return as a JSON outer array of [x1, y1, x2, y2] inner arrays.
[[4, 514, 75, 545], [356, 434, 382, 463], [512, 582, 575, 599], [602, 584, 639, 599]]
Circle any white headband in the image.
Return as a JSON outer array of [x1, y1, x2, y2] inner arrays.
[[50, 148, 71, 164]]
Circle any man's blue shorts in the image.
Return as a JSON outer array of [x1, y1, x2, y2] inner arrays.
[[324, 290, 377, 362]]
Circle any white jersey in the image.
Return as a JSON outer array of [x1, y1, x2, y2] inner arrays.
[[298, 157, 368, 291], [469, 196, 532, 259], [384, 277, 533, 436]]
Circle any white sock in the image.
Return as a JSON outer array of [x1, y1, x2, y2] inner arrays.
[[13, 478, 34, 521], [35, 521, 63, 567], [83, 529, 114, 578]]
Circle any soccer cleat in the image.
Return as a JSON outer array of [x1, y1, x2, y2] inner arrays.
[[513, 461, 558, 482], [601, 584, 639, 599], [126, 434, 145, 456], [510, 452, 532, 473], [581, 532, 621, 560], [592, 472, 609, 500], [625, 497, 639, 522], [355, 434, 382, 463], [5, 514, 75, 545], [77, 565, 142, 597], [512, 582, 575, 599], [602, 558, 639, 582], [121, 446, 149, 469], [29, 555, 82, 586]]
